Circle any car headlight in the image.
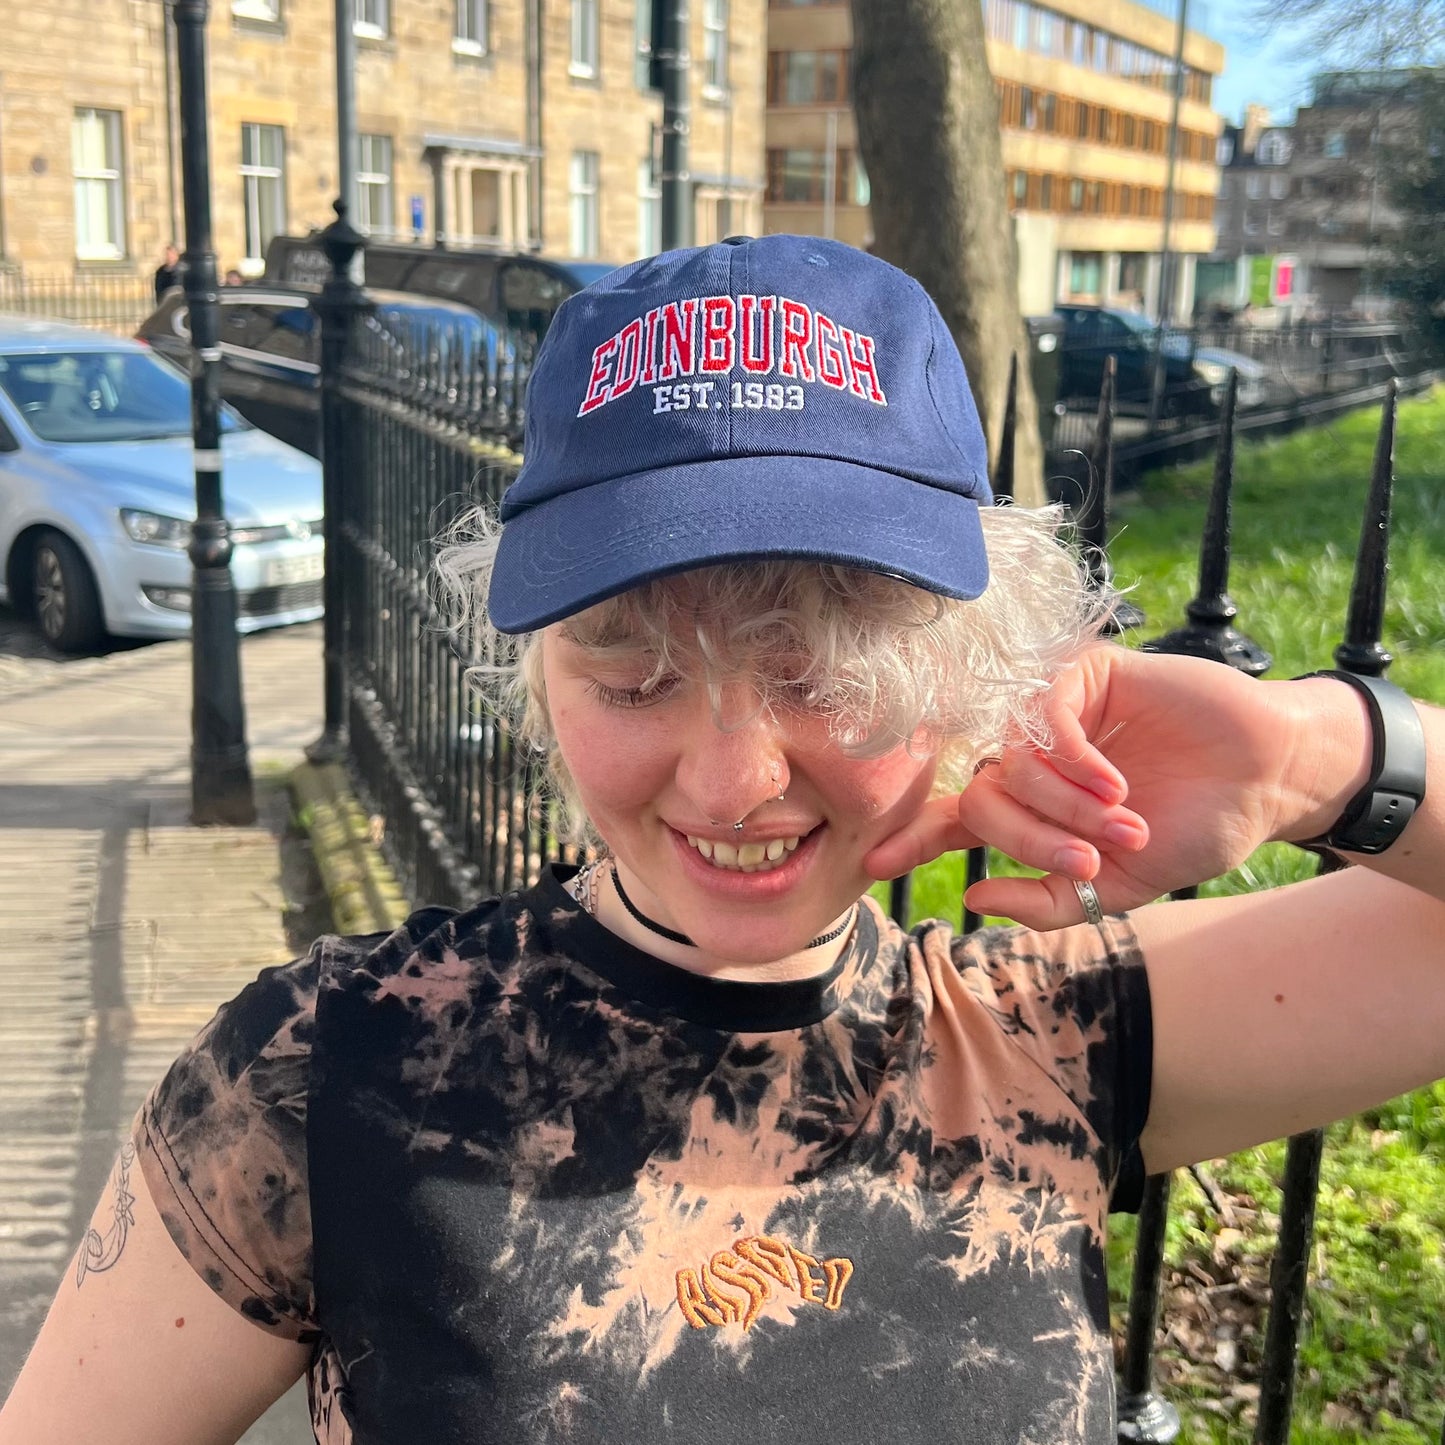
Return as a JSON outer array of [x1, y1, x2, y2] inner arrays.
[[120, 509, 192, 548], [1193, 360, 1230, 386]]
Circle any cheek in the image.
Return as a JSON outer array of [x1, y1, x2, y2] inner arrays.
[[550, 698, 673, 817], [824, 748, 938, 838]]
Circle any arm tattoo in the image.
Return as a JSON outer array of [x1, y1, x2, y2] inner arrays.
[[76, 1142, 137, 1288]]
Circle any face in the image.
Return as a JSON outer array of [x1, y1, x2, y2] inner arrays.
[[542, 627, 938, 966]]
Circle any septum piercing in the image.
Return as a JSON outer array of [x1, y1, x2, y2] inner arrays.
[[722, 770, 787, 832]]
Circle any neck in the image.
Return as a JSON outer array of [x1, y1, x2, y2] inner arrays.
[[596, 863, 855, 984]]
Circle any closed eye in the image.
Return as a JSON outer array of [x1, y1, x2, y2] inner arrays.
[[584, 675, 680, 709]]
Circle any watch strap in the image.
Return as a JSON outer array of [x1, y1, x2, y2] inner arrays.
[[1294, 670, 1427, 855]]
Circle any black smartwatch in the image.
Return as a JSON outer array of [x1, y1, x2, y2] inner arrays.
[[1295, 670, 1427, 855]]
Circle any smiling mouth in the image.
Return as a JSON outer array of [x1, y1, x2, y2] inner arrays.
[[684, 834, 803, 873]]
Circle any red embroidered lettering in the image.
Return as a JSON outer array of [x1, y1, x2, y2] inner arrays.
[[814, 314, 848, 390], [739, 295, 776, 374], [658, 299, 699, 381], [606, 319, 644, 402], [840, 327, 887, 404], [639, 308, 661, 385], [577, 336, 619, 416], [778, 300, 816, 382], [700, 296, 736, 372]]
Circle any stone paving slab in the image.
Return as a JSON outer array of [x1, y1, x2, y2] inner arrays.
[[0, 622, 323, 1442]]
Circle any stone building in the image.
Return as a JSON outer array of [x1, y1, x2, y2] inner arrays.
[[763, 0, 1225, 318], [1283, 70, 1421, 310], [1206, 71, 1430, 314], [0, 0, 765, 283]]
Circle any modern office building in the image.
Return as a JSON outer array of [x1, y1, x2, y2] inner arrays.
[[764, 0, 1225, 317], [0, 0, 764, 282]]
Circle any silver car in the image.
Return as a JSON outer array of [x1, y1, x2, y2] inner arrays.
[[0, 317, 324, 652]]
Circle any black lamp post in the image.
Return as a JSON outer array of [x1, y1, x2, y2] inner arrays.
[[655, 0, 692, 250], [173, 0, 256, 825]]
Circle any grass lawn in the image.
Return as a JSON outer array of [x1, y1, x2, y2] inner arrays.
[[893, 387, 1445, 1442]]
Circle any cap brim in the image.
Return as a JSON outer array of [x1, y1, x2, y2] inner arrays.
[[488, 453, 990, 633]]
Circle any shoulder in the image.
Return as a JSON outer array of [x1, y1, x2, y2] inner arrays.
[[893, 910, 1145, 1026], [887, 909, 1153, 1204]]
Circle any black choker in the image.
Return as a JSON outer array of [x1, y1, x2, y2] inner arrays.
[[610, 867, 855, 952]]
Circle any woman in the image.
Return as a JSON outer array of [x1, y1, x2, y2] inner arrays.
[[2, 236, 1440, 1444]]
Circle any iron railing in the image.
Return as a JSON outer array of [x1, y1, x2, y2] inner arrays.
[[0, 272, 158, 335], [1045, 315, 1434, 490], [311, 219, 1437, 1443]]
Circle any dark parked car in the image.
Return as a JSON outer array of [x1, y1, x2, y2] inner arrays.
[[262, 235, 616, 333], [137, 285, 506, 457], [1052, 304, 1266, 414]]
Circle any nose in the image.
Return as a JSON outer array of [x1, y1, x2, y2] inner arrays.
[[675, 686, 791, 828]]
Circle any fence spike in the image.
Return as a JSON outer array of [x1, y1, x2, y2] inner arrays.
[[1143, 369, 1270, 673], [992, 352, 1018, 502], [1077, 357, 1144, 633], [1335, 378, 1398, 678], [1255, 382, 1401, 1445]]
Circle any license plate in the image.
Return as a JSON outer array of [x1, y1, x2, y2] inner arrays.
[[262, 553, 325, 587]]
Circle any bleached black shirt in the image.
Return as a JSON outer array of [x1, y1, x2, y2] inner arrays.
[[136, 864, 1151, 1444]]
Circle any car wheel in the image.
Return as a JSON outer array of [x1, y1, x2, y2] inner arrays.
[[31, 530, 105, 653]]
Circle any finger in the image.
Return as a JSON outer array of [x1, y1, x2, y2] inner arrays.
[[986, 754, 1149, 851], [1040, 705, 1130, 803], [963, 872, 1103, 932], [962, 780, 1101, 879], [863, 794, 982, 881]]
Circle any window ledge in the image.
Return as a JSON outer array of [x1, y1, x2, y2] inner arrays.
[[452, 37, 488, 57], [353, 22, 389, 41], [701, 84, 731, 106], [568, 61, 598, 80], [231, 5, 283, 31]]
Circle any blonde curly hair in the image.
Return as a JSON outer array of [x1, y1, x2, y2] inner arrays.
[[433, 502, 1114, 841]]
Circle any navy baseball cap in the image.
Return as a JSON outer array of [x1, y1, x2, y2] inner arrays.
[[488, 234, 992, 634]]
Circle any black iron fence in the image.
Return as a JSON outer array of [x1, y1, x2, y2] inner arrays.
[[0, 272, 157, 335], [1044, 315, 1435, 491], [311, 222, 1435, 1443]]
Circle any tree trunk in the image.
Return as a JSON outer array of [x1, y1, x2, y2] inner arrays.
[[850, 0, 1046, 506]]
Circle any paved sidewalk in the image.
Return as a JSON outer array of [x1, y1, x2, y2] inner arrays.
[[0, 622, 324, 1442]]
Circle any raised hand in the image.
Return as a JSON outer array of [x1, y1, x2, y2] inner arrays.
[[863, 646, 1360, 930]]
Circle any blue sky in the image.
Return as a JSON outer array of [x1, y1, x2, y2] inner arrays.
[[1191, 0, 1318, 124]]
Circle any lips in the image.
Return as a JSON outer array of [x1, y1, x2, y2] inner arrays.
[[684, 834, 802, 873]]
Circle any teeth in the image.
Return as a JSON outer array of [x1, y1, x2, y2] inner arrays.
[[684, 833, 804, 872]]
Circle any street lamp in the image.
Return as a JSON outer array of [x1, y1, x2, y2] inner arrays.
[[172, 0, 256, 825]]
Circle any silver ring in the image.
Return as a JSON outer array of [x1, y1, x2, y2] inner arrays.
[[734, 820, 745, 832], [1073, 878, 1104, 927]]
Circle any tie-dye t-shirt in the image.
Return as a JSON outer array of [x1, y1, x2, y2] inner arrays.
[[135, 863, 1151, 1445]]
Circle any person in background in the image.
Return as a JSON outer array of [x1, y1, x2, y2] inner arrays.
[[223, 269, 245, 286], [152, 244, 181, 302]]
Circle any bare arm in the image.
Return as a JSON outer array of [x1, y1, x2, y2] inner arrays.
[[864, 647, 1445, 1170], [1134, 676, 1445, 1170], [1134, 865, 1445, 1171], [0, 1135, 309, 1445]]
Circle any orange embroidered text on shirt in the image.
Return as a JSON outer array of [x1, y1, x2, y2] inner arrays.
[[675, 1233, 855, 1331]]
